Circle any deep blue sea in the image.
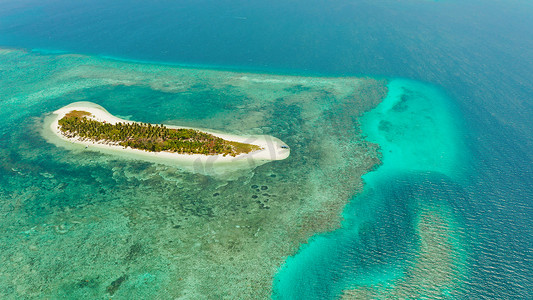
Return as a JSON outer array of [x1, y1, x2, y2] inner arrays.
[[1, 0, 532, 298]]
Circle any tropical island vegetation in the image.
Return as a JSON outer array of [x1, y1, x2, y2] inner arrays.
[[57, 110, 262, 156]]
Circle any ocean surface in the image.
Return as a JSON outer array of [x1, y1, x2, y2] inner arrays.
[[1, 0, 532, 299]]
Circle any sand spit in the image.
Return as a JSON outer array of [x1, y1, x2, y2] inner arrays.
[[43, 102, 290, 173]]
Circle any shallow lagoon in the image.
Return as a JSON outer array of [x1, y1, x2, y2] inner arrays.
[[0, 49, 387, 298], [1, 49, 471, 299]]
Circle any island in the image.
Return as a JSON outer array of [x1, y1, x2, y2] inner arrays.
[[44, 102, 290, 168]]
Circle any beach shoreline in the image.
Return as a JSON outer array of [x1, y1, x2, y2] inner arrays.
[[44, 102, 290, 171]]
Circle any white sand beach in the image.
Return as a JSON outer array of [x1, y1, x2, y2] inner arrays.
[[43, 102, 290, 173]]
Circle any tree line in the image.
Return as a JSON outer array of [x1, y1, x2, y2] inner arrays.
[[58, 112, 261, 156]]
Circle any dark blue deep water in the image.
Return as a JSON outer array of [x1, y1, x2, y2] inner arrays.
[[1, 0, 532, 298]]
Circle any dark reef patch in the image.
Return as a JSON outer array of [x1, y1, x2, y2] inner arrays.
[[106, 275, 128, 295]]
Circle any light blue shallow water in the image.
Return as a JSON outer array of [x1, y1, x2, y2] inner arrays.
[[1, 0, 532, 298], [273, 79, 470, 298]]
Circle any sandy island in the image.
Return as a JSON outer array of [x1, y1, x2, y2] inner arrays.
[[43, 102, 290, 173]]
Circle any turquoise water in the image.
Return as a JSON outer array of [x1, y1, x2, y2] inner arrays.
[[361, 79, 466, 177], [1, 0, 532, 298], [273, 79, 469, 298]]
